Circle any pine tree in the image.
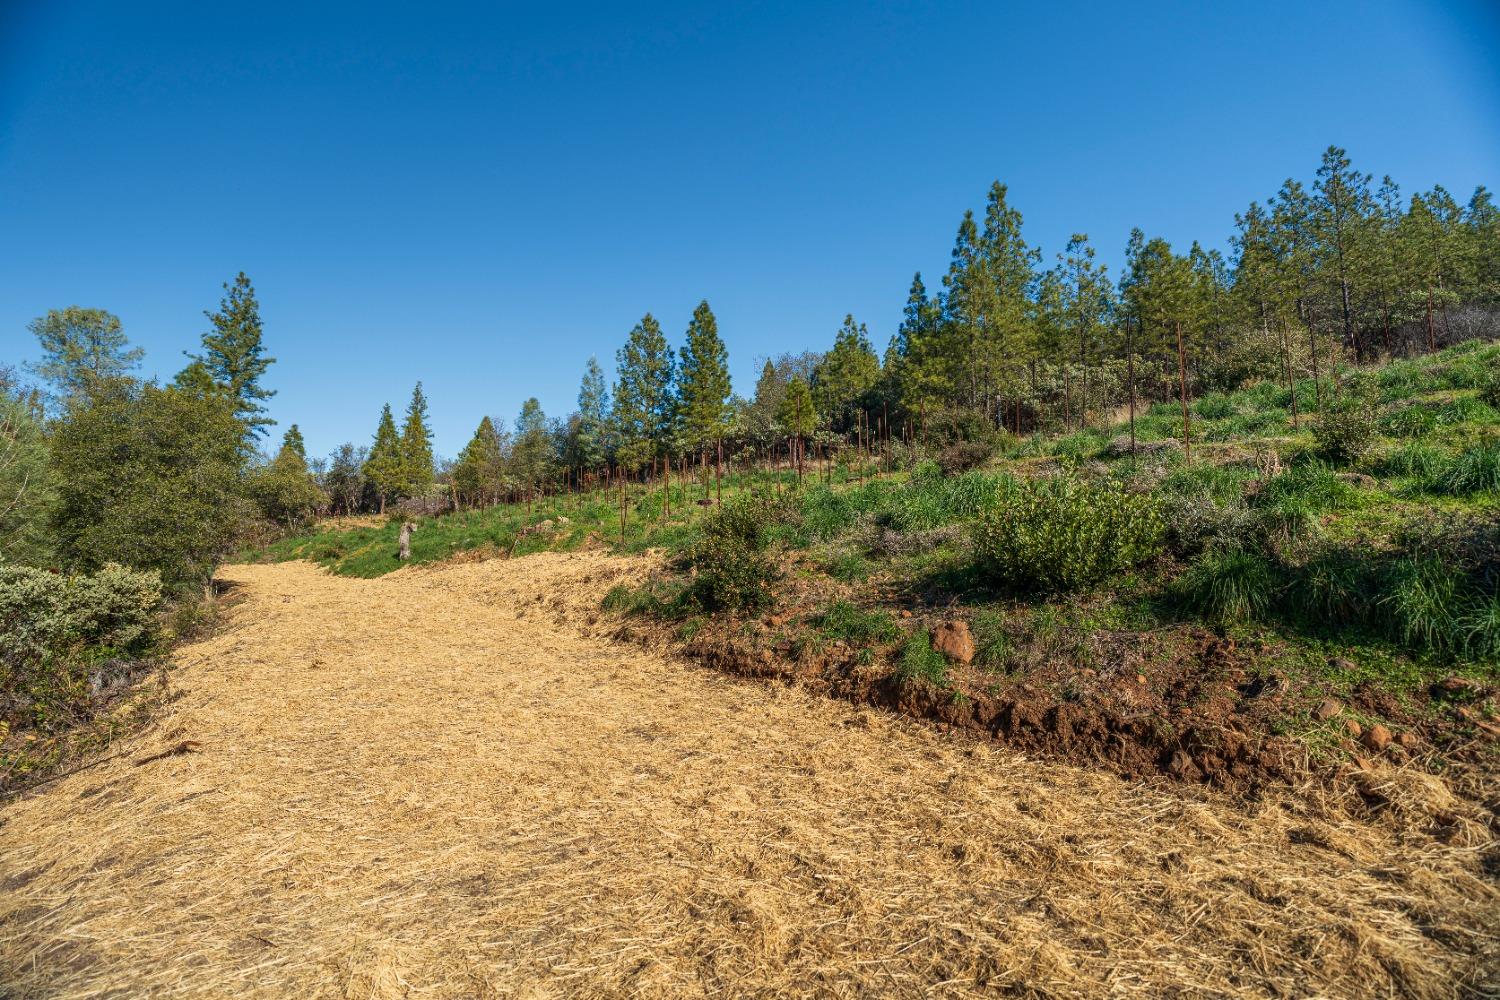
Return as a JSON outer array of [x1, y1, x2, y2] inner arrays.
[[812, 314, 880, 432], [191, 272, 276, 443], [364, 404, 403, 512], [512, 398, 551, 494], [399, 382, 434, 495], [678, 300, 732, 452], [453, 416, 504, 506], [281, 424, 307, 461], [26, 307, 143, 402], [574, 357, 611, 473], [1313, 146, 1376, 360], [611, 313, 676, 471]]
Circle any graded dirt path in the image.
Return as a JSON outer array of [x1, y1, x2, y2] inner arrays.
[[1, 556, 1495, 998]]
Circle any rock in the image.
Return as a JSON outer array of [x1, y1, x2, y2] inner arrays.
[[930, 621, 975, 665], [1432, 676, 1480, 699], [1327, 657, 1357, 673], [1395, 731, 1420, 749], [1361, 723, 1392, 753], [899, 609, 912, 619], [1342, 719, 1363, 739], [1311, 698, 1342, 722], [1167, 750, 1202, 781], [1350, 755, 1375, 773], [1136, 674, 1148, 685]]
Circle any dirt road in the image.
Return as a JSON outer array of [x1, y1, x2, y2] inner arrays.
[[1, 556, 1494, 998]]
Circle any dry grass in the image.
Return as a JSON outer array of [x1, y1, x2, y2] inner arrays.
[[0, 553, 1495, 998]]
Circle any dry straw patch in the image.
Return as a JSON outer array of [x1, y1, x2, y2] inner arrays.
[[0, 553, 1495, 998]]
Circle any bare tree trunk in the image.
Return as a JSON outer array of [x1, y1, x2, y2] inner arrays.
[[398, 522, 415, 561]]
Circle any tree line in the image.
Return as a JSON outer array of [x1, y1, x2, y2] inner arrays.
[[4, 145, 1497, 571]]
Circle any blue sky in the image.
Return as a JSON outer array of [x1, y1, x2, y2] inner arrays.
[[2, 0, 1498, 459]]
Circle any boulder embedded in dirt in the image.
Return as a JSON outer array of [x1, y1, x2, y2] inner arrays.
[[1311, 698, 1342, 722], [1361, 723, 1392, 753], [1432, 676, 1480, 699], [1342, 719, 1363, 739], [930, 622, 975, 664]]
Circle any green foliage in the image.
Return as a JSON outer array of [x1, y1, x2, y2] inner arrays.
[[26, 306, 142, 400], [0, 563, 163, 731], [189, 272, 276, 443], [363, 404, 404, 509], [678, 300, 733, 446], [812, 315, 881, 431], [1431, 440, 1500, 494], [683, 493, 785, 612], [896, 630, 949, 686], [0, 393, 53, 565], [1194, 392, 1236, 419], [1252, 461, 1361, 539], [399, 382, 435, 493], [247, 446, 326, 530], [1312, 392, 1376, 463], [815, 600, 900, 646], [1175, 549, 1280, 623], [453, 416, 505, 505], [974, 476, 1164, 592], [612, 313, 677, 469], [50, 380, 246, 590]]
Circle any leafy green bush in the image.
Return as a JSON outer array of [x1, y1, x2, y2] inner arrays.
[[1312, 394, 1377, 463], [683, 493, 786, 612], [1175, 549, 1280, 623], [1194, 392, 1236, 420], [973, 476, 1164, 592], [0, 563, 163, 664]]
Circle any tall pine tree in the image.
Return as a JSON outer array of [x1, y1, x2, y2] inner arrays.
[[191, 272, 276, 445], [399, 382, 434, 495]]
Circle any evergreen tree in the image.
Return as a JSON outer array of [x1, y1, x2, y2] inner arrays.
[[776, 375, 816, 439], [610, 313, 676, 470], [512, 398, 551, 493], [813, 314, 880, 432], [26, 307, 143, 402], [248, 438, 325, 530], [190, 272, 276, 443], [399, 382, 434, 494], [364, 404, 403, 512], [281, 424, 307, 461], [573, 356, 611, 473], [677, 300, 733, 451], [453, 416, 504, 506], [1313, 146, 1376, 360]]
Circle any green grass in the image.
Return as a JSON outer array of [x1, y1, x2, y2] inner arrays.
[[814, 600, 901, 646], [896, 630, 949, 686]]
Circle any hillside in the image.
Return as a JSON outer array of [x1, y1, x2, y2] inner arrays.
[[259, 341, 1500, 789]]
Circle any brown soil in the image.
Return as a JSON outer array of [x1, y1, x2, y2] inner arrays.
[[0, 555, 1495, 997]]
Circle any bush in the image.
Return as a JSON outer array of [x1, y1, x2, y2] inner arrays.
[[935, 439, 996, 475], [1176, 549, 1280, 623], [1478, 364, 1500, 409], [973, 476, 1164, 592], [683, 493, 786, 612], [1161, 492, 1258, 558], [1194, 392, 1236, 420], [0, 563, 163, 664], [1312, 393, 1377, 464]]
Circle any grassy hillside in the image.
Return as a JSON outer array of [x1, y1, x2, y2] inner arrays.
[[259, 341, 1500, 783]]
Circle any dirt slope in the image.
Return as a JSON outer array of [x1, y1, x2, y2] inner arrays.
[[0, 555, 1494, 998]]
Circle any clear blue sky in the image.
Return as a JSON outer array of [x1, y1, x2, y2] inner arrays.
[[3, 1, 1497, 459]]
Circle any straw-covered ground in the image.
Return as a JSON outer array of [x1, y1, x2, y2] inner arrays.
[[0, 554, 1495, 998]]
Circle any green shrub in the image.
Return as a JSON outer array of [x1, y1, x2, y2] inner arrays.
[[815, 600, 900, 645], [1478, 364, 1500, 409], [1161, 492, 1257, 558], [0, 563, 163, 664], [685, 534, 778, 613], [1176, 549, 1280, 623], [896, 631, 949, 685], [973, 476, 1164, 592], [1312, 395, 1377, 463], [1379, 403, 1438, 439]]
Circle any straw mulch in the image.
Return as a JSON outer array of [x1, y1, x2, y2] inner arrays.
[[0, 554, 1494, 998]]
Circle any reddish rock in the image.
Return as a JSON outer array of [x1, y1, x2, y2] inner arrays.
[[931, 621, 975, 664], [1342, 719, 1363, 739], [1395, 731, 1420, 749], [1361, 723, 1392, 753], [1311, 698, 1342, 722]]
